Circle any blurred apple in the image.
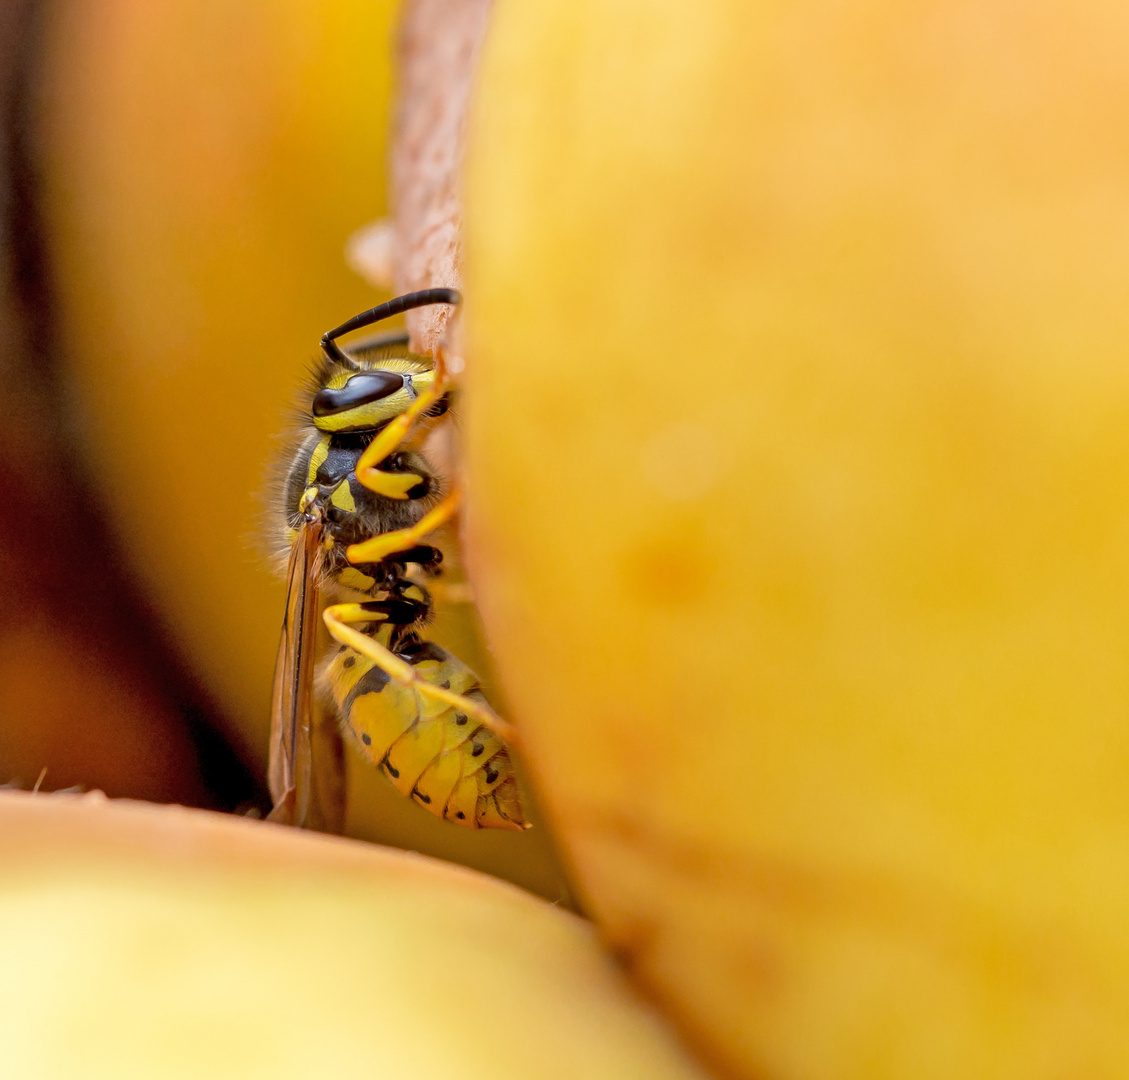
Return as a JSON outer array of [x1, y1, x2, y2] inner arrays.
[[462, 1, 1129, 1076], [0, 791, 708, 1080], [37, 0, 396, 768]]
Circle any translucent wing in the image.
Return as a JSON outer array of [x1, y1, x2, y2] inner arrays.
[[267, 520, 326, 827]]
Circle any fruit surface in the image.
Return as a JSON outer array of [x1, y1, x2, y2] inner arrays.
[[462, 1, 1129, 1076], [0, 791, 707, 1080]]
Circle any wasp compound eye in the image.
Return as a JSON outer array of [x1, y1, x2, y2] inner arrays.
[[312, 370, 406, 418]]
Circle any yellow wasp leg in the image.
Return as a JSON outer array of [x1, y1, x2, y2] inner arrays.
[[363, 469, 423, 499], [323, 602, 519, 747], [354, 384, 444, 499], [345, 488, 461, 565]]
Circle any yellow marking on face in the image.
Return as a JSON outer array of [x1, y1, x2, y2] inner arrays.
[[312, 362, 439, 434], [359, 357, 430, 376], [329, 480, 356, 514], [323, 370, 353, 391], [410, 369, 436, 396], [306, 434, 331, 485], [313, 387, 416, 433]]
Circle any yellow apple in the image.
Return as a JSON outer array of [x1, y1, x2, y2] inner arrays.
[[0, 791, 708, 1080], [462, 1, 1129, 1076]]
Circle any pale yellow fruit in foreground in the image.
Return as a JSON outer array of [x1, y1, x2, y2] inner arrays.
[[0, 792, 707, 1080], [463, 2, 1129, 1077]]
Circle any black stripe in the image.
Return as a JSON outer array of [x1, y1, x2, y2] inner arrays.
[[341, 663, 392, 718]]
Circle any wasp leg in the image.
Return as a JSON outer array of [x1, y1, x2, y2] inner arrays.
[[323, 601, 519, 746], [360, 467, 427, 500], [353, 340, 453, 499], [354, 383, 445, 498], [383, 544, 443, 573], [346, 489, 461, 565]]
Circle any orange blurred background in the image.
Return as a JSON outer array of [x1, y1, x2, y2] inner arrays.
[[0, 0, 568, 901]]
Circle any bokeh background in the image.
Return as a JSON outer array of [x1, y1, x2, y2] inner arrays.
[[6, 3, 1129, 1077], [0, 0, 569, 902]]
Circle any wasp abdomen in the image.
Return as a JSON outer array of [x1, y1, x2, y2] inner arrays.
[[324, 641, 526, 830]]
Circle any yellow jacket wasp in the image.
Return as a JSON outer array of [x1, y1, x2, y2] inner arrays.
[[267, 289, 526, 831]]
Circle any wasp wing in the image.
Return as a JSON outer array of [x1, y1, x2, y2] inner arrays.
[[267, 520, 326, 827]]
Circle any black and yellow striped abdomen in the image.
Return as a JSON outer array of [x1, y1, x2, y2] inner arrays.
[[324, 636, 525, 830]]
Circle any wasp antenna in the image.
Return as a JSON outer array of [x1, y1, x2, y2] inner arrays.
[[320, 336, 359, 369], [322, 288, 461, 346]]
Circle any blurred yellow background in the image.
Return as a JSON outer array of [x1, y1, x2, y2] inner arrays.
[[37, 0, 397, 767], [2, 0, 569, 901]]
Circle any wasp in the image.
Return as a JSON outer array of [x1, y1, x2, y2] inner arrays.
[[267, 289, 526, 831]]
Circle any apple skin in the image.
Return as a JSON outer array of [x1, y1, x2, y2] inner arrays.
[[461, 1, 1129, 1076], [0, 792, 709, 1080]]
